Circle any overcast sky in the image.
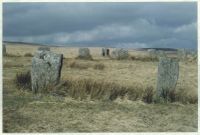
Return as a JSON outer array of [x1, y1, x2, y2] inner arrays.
[[3, 2, 197, 49]]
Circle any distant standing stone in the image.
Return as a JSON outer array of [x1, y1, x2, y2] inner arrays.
[[148, 49, 157, 58], [177, 49, 187, 60], [31, 50, 63, 93], [3, 43, 6, 56], [157, 50, 166, 58], [78, 48, 92, 59], [156, 57, 179, 98], [38, 46, 50, 51], [111, 48, 129, 59], [106, 48, 110, 56], [102, 48, 106, 56], [102, 48, 110, 56]]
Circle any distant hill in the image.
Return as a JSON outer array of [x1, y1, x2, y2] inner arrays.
[[3, 41, 45, 46], [134, 48, 177, 51], [3, 41, 184, 52]]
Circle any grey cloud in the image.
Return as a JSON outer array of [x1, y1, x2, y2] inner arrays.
[[3, 2, 197, 49]]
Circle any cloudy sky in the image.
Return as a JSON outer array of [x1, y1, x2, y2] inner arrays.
[[3, 2, 197, 49]]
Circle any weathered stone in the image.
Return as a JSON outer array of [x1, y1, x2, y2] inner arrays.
[[102, 48, 106, 56], [157, 50, 166, 58], [156, 57, 179, 98], [188, 50, 197, 58], [106, 48, 110, 56], [31, 50, 63, 93], [3, 43, 6, 56], [177, 49, 187, 60], [111, 48, 129, 59], [148, 49, 157, 58], [38, 46, 50, 51], [78, 48, 92, 59]]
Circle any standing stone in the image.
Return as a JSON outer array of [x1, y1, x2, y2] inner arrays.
[[3, 43, 6, 56], [156, 57, 179, 99], [177, 49, 187, 60], [106, 48, 110, 56], [38, 46, 50, 51], [111, 48, 129, 60], [191, 51, 197, 61], [31, 50, 63, 93], [102, 48, 110, 57], [188, 50, 197, 58], [102, 48, 106, 56], [78, 48, 92, 59], [157, 50, 166, 58], [148, 49, 157, 58]]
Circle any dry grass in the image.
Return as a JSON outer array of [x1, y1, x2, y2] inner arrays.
[[142, 86, 154, 103], [93, 63, 105, 70], [130, 55, 158, 62], [76, 55, 93, 60], [15, 70, 31, 90], [69, 61, 89, 69], [4, 62, 24, 68], [24, 53, 33, 57], [3, 44, 198, 132], [5, 53, 21, 57], [52, 78, 145, 101]]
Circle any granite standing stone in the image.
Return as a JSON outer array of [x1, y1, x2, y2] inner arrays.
[[156, 57, 179, 98], [102, 48, 110, 56], [106, 48, 110, 56], [3, 44, 6, 56], [102, 48, 106, 56], [148, 49, 157, 58], [177, 49, 187, 60], [111, 48, 129, 59], [157, 50, 166, 58], [78, 48, 92, 59], [31, 50, 63, 93]]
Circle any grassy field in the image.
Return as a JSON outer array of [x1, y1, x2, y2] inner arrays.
[[3, 44, 198, 132]]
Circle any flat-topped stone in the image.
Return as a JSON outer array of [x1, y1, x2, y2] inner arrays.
[[78, 48, 92, 59], [111, 48, 129, 60]]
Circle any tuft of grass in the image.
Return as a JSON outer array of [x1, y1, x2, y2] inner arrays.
[[76, 55, 93, 60], [175, 88, 198, 104], [69, 61, 89, 69], [53, 78, 144, 101], [15, 71, 31, 90], [158, 88, 177, 103], [24, 53, 33, 57], [52, 78, 197, 104], [142, 86, 154, 103], [5, 53, 21, 57], [93, 63, 105, 70], [4, 63, 24, 68]]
